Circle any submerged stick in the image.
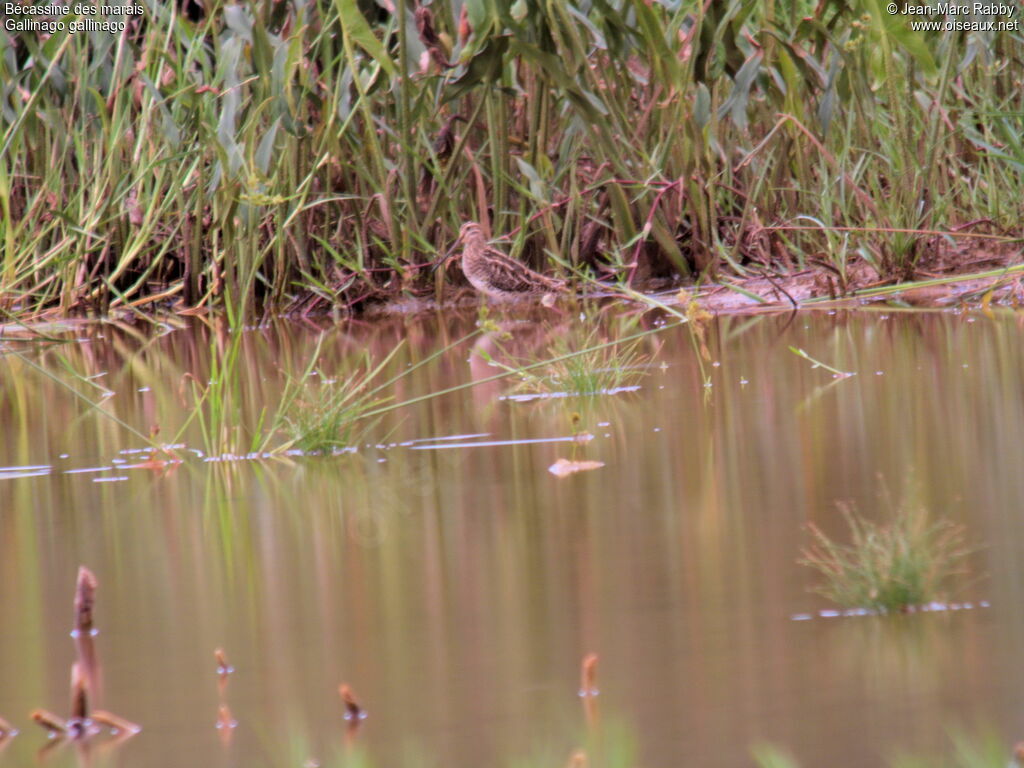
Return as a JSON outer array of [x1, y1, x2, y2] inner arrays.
[[30, 710, 67, 736], [0, 715, 16, 737], [214, 648, 234, 676], [216, 704, 236, 747], [65, 663, 92, 740], [73, 567, 98, 637], [73, 633, 99, 705], [578, 653, 599, 697], [72, 566, 101, 701], [26, 567, 140, 746], [90, 710, 141, 736], [215, 705, 236, 731], [69, 663, 88, 722], [215, 647, 233, 698], [338, 684, 366, 721]]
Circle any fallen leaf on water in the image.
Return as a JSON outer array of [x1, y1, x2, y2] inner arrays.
[[548, 458, 605, 478]]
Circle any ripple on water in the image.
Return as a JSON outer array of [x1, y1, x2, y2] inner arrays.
[[790, 601, 991, 621]]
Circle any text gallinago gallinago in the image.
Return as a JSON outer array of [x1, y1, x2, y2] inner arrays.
[[442, 222, 567, 302]]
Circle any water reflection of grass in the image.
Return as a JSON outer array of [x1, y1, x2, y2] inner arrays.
[[505, 329, 652, 398], [177, 324, 274, 456], [282, 322, 671, 453], [756, 729, 1013, 768], [800, 502, 972, 614], [3, 317, 679, 459], [281, 723, 1014, 768], [891, 730, 1014, 768], [277, 718, 638, 768], [473, 314, 663, 400]]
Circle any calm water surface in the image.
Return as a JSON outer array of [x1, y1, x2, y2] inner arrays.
[[1, 308, 1023, 767]]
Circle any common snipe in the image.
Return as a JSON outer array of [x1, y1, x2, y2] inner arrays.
[[444, 222, 567, 301]]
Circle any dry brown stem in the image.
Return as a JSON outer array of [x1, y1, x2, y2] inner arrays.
[[73, 567, 98, 636]]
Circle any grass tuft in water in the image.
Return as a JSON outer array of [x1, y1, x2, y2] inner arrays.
[[278, 327, 510, 453], [509, 331, 652, 397], [277, 338, 406, 454], [281, 371, 390, 454], [799, 502, 972, 613]]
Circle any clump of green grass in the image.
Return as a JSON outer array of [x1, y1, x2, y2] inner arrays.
[[275, 335, 408, 453], [277, 327, 497, 453], [508, 332, 652, 397], [280, 368, 391, 454], [800, 502, 972, 613]]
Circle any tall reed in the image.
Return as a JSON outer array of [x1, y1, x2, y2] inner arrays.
[[1, 1, 1019, 318]]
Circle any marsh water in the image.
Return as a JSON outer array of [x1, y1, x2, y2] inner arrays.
[[2, 306, 1024, 768]]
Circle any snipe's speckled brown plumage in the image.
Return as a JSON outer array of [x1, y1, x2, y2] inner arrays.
[[451, 222, 566, 301]]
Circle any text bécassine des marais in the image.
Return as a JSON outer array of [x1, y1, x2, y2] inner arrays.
[[4, 3, 142, 15]]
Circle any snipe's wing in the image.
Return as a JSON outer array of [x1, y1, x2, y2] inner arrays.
[[476, 249, 566, 294]]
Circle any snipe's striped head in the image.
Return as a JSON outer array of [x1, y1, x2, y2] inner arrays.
[[455, 221, 486, 251]]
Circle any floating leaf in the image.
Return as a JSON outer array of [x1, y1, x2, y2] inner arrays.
[[548, 458, 605, 478]]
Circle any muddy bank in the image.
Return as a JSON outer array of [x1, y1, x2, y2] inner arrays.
[[366, 242, 1024, 318]]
